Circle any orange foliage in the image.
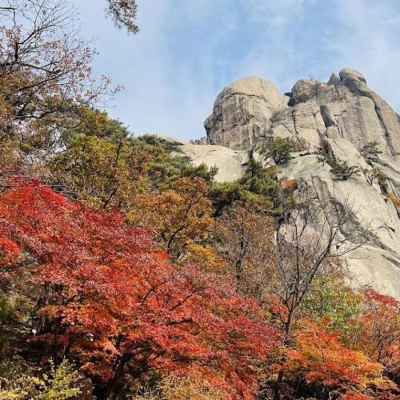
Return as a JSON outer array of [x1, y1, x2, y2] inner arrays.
[[355, 290, 400, 382], [130, 177, 214, 260], [0, 180, 279, 399], [341, 393, 372, 400], [285, 320, 384, 391], [280, 179, 298, 192]]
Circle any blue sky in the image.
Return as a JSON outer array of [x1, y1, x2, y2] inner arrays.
[[72, 0, 400, 141]]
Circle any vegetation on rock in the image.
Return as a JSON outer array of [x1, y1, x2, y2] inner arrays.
[[260, 137, 296, 165], [328, 158, 360, 181], [360, 142, 383, 165]]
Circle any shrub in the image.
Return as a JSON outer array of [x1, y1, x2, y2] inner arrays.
[[0, 359, 82, 400], [329, 159, 360, 181], [301, 276, 363, 343], [285, 321, 385, 394], [261, 137, 296, 165], [133, 376, 224, 400], [361, 142, 383, 164]]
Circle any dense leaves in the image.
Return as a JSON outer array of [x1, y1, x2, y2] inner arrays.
[[130, 177, 214, 260], [0, 358, 82, 400], [285, 320, 384, 392], [356, 290, 400, 384], [0, 181, 279, 399]]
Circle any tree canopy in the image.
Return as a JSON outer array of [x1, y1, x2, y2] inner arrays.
[[106, 0, 139, 33]]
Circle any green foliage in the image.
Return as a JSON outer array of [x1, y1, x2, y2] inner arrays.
[[241, 159, 280, 198], [210, 182, 242, 216], [261, 137, 296, 165], [0, 359, 82, 400], [68, 107, 130, 142], [136, 135, 218, 186], [49, 134, 141, 209], [0, 295, 14, 324], [301, 276, 363, 342], [361, 142, 383, 164], [329, 158, 360, 181], [147, 154, 217, 189], [2, 4, 400, 396], [48, 113, 218, 208], [181, 163, 218, 183], [210, 159, 282, 215], [136, 134, 181, 152]]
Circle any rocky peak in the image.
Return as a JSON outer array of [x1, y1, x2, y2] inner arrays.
[[206, 69, 400, 160], [204, 76, 287, 150], [182, 69, 400, 299], [339, 68, 367, 85]]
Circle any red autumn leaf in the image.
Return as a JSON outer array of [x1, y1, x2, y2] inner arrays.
[[0, 181, 280, 399]]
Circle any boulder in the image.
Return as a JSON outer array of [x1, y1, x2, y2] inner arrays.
[[339, 68, 367, 84], [205, 77, 287, 150], [290, 79, 320, 105], [179, 144, 248, 183]]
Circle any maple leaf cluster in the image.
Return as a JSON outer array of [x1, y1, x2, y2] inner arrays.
[[286, 320, 384, 391], [0, 180, 279, 399], [276, 286, 400, 400]]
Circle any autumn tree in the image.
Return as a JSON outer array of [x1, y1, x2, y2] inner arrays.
[[270, 183, 367, 399], [272, 184, 365, 338], [216, 203, 277, 298], [48, 132, 147, 209], [0, 0, 114, 177], [0, 181, 279, 399], [130, 177, 215, 261], [284, 320, 386, 399], [260, 280, 400, 400], [355, 290, 400, 382], [0, 0, 141, 178]]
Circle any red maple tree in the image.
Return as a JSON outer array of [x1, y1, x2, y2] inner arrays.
[[0, 180, 279, 399]]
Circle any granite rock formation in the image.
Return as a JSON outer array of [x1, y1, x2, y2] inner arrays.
[[204, 77, 287, 150], [181, 68, 400, 298]]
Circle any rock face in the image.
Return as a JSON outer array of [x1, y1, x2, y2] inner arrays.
[[204, 77, 287, 150], [186, 68, 400, 299], [179, 144, 248, 182]]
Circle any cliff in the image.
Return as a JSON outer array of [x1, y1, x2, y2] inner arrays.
[[181, 68, 400, 298]]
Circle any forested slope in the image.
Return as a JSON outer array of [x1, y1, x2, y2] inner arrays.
[[1, 1, 400, 399]]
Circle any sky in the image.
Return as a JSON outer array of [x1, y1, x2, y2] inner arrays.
[[71, 0, 400, 141]]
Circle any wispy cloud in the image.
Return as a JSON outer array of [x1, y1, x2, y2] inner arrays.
[[72, 0, 400, 140], [326, 0, 400, 107]]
